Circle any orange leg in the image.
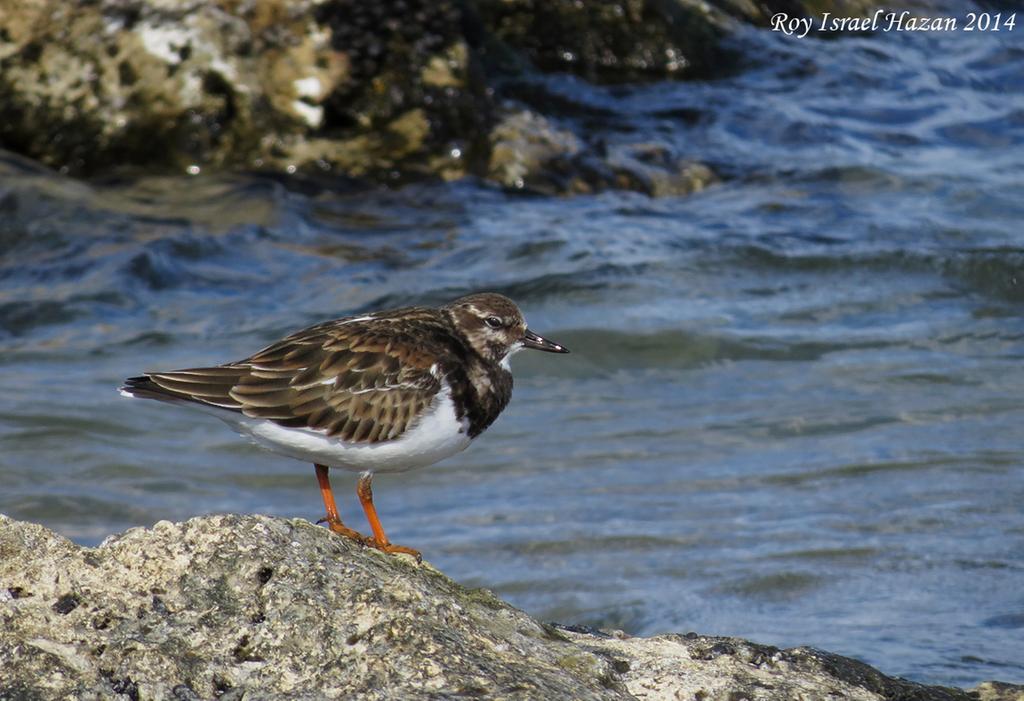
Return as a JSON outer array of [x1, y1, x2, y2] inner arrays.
[[314, 464, 368, 544], [357, 473, 421, 561]]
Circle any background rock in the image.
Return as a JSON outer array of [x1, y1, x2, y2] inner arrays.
[[0, 0, 899, 194], [1, 514, 1020, 700], [468, 0, 733, 83], [0, 0, 482, 180]]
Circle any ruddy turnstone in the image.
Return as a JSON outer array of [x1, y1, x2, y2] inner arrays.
[[120, 293, 568, 559]]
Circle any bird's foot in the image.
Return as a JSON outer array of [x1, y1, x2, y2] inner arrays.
[[366, 539, 422, 563], [322, 518, 373, 545], [320, 518, 421, 561]]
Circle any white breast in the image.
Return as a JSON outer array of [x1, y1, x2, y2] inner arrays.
[[197, 381, 473, 474]]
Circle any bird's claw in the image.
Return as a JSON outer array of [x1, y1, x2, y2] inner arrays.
[[366, 540, 422, 563], [319, 518, 421, 561]]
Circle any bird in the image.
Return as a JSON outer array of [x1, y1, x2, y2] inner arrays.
[[119, 292, 569, 560]]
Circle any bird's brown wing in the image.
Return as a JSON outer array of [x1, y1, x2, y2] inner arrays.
[[132, 311, 447, 444]]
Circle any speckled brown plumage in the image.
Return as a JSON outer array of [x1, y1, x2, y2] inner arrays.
[[122, 294, 565, 443]]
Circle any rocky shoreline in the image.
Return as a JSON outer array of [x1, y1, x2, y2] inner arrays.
[[1, 513, 1019, 700], [0, 0, 894, 195]]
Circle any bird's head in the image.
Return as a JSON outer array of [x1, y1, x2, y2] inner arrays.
[[444, 293, 569, 365]]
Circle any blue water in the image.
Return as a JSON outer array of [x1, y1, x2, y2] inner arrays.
[[2, 12, 1023, 689]]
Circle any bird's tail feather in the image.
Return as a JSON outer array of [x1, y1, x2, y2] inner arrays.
[[119, 375, 187, 403]]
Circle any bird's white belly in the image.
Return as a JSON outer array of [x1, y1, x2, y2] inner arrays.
[[210, 389, 473, 474]]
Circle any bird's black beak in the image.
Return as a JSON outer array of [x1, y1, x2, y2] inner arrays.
[[521, 328, 569, 353]]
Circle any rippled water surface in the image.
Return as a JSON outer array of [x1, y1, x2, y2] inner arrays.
[[2, 18, 1023, 688]]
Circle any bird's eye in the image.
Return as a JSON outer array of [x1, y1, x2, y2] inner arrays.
[[485, 316, 503, 329]]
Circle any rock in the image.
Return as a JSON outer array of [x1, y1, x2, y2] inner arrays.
[[975, 682, 1024, 701], [487, 110, 716, 196], [0, 0, 866, 193], [598, 141, 717, 198], [0, 0, 484, 179], [1, 514, 1020, 700], [469, 0, 734, 83], [487, 110, 582, 193], [0, 0, 900, 194]]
